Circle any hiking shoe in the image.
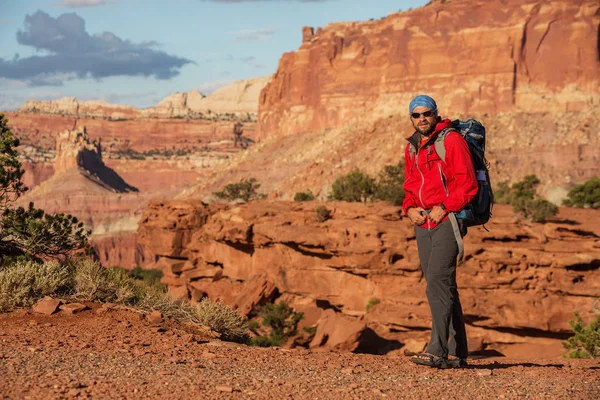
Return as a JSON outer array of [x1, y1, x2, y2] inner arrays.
[[447, 356, 468, 368], [410, 353, 450, 369]]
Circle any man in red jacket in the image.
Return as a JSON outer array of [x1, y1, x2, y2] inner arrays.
[[402, 94, 478, 369]]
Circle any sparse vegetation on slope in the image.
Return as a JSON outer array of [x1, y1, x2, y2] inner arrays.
[[294, 191, 315, 202], [213, 177, 264, 202], [563, 176, 600, 209], [494, 175, 558, 222], [328, 165, 405, 205], [0, 258, 248, 341]]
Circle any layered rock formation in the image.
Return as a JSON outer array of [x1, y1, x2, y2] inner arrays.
[[258, 0, 599, 138], [137, 201, 600, 356]]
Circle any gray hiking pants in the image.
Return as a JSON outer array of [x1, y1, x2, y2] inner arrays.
[[415, 220, 468, 359]]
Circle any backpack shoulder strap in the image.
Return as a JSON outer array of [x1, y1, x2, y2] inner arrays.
[[434, 128, 462, 163]]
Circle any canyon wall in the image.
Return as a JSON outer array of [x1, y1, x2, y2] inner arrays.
[[258, 0, 599, 139], [5, 78, 269, 268]]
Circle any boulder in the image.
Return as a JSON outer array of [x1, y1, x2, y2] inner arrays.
[[32, 298, 62, 315]]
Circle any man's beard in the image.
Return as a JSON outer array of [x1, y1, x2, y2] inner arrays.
[[413, 120, 436, 136]]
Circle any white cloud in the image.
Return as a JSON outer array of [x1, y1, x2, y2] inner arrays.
[[56, 0, 107, 7], [229, 28, 276, 42]]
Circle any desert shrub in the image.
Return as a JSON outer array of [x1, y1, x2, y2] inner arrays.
[[512, 197, 559, 223], [0, 114, 90, 260], [563, 176, 600, 209], [0, 260, 73, 311], [315, 205, 332, 222], [329, 168, 376, 202], [303, 326, 317, 335], [366, 297, 380, 313], [563, 312, 600, 359], [250, 301, 303, 347], [294, 191, 315, 202], [125, 266, 166, 292], [493, 175, 558, 222], [74, 260, 146, 305], [0, 257, 248, 341], [213, 178, 263, 202], [494, 181, 511, 204], [374, 164, 405, 205]]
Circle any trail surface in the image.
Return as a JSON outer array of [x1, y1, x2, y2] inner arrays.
[[1, 307, 598, 399]]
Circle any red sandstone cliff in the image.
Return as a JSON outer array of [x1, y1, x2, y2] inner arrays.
[[258, 0, 599, 139]]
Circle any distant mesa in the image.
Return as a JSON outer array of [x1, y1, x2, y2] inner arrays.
[[55, 127, 138, 193], [17, 76, 272, 121]]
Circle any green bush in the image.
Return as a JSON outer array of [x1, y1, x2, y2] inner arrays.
[[328, 168, 376, 202], [0, 114, 90, 260], [512, 198, 559, 223], [315, 205, 332, 223], [493, 175, 558, 222], [213, 178, 263, 202], [294, 191, 315, 202], [250, 301, 303, 347], [126, 266, 166, 291], [366, 297, 380, 313], [563, 312, 600, 359], [563, 176, 600, 209], [374, 164, 405, 205], [329, 165, 405, 205], [494, 181, 511, 204]]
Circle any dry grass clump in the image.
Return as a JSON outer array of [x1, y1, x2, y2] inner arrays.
[[137, 290, 248, 341], [0, 258, 248, 341], [73, 258, 145, 304], [0, 260, 73, 311]]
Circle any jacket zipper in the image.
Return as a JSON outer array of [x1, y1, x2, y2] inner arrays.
[[415, 147, 430, 230], [438, 163, 449, 196]]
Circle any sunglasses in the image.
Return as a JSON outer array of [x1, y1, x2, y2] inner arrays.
[[411, 110, 436, 119]]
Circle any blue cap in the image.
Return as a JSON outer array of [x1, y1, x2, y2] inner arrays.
[[409, 95, 438, 115]]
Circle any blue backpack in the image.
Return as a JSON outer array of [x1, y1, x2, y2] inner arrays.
[[434, 119, 494, 228]]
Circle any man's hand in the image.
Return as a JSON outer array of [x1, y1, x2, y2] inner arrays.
[[429, 205, 448, 224], [407, 207, 426, 226]]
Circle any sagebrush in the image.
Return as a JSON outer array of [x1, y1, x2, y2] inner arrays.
[[0, 258, 248, 341]]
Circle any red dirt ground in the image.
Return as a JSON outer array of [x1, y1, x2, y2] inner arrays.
[[1, 305, 598, 399]]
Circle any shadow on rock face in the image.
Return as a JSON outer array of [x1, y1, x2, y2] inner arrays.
[[80, 148, 138, 193]]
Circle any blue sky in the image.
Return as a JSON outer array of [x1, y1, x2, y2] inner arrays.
[[0, 0, 427, 110]]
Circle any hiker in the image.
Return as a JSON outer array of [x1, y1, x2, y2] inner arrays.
[[402, 94, 478, 369]]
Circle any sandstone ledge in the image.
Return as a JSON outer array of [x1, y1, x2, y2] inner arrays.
[[137, 200, 600, 354]]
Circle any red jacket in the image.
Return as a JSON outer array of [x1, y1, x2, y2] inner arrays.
[[402, 118, 478, 229]]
